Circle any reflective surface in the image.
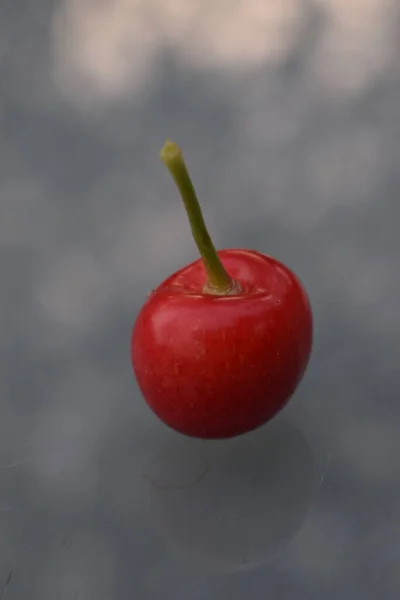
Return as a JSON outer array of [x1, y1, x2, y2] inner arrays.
[[1, 1, 400, 598]]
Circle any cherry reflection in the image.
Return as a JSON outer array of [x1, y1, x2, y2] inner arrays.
[[143, 417, 316, 572]]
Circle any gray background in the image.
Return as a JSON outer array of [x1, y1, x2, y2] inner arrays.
[[1, 0, 400, 598]]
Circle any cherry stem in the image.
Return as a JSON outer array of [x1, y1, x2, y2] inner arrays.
[[160, 140, 241, 295]]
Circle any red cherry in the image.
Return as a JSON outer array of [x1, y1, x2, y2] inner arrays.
[[131, 141, 312, 439]]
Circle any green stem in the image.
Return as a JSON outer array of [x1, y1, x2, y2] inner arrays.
[[160, 140, 241, 295]]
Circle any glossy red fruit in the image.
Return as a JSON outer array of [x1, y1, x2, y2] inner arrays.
[[131, 140, 313, 439], [132, 248, 312, 439]]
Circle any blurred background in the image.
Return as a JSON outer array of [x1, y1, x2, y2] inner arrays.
[[1, 0, 400, 598]]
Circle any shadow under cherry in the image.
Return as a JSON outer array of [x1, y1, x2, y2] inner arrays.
[[142, 416, 316, 572]]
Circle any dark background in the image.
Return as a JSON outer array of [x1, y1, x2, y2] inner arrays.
[[1, 0, 400, 598]]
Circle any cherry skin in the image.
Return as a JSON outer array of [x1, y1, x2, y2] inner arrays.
[[131, 248, 312, 439]]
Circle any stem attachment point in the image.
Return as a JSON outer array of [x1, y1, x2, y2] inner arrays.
[[160, 140, 241, 296]]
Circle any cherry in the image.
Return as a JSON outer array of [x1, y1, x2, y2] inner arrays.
[[131, 141, 312, 439]]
